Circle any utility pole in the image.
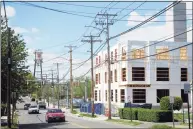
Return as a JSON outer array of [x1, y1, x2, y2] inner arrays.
[[64, 45, 76, 112], [66, 82, 69, 108], [7, 27, 11, 128], [0, 1, 2, 104], [84, 79, 88, 102], [54, 63, 62, 109], [95, 13, 117, 120], [49, 69, 55, 106], [34, 51, 37, 77], [81, 35, 102, 117], [192, 2, 193, 128]]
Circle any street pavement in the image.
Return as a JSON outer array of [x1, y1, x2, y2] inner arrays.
[[17, 97, 136, 129]]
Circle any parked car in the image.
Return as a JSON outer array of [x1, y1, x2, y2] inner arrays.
[[28, 105, 39, 114], [1, 116, 7, 126], [38, 101, 46, 109], [24, 103, 31, 110], [45, 109, 65, 123]]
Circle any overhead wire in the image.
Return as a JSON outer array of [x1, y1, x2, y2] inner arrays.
[[114, 1, 147, 23], [117, 42, 192, 62], [109, 27, 192, 59], [109, 0, 181, 40], [49, 2, 191, 11]]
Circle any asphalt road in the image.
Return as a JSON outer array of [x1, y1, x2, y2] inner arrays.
[[17, 97, 135, 129]]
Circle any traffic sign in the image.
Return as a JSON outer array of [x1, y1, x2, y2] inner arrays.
[[169, 96, 174, 103], [184, 83, 190, 94]]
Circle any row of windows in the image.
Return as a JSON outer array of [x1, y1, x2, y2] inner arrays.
[[95, 47, 188, 65], [95, 67, 188, 84], [94, 89, 188, 103]]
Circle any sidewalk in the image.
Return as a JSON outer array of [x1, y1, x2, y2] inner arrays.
[[63, 107, 119, 121]]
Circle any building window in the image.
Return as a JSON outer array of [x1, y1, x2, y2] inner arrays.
[[121, 47, 126, 60], [99, 56, 101, 64], [111, 71, 113, 83], [132, 49, 145, 59], [132, 67, 145, 81], [181, 68, 188, 81], [95, 90, 97, 101], [105, 72, 107, 83], [111, 90, 113, 101], [96, 57, 98, 65], [157, 68, 169, 81], [99, 90, 101, 101], [181, 89, 188, 103], [180, 47, 187, 60], [114, 69, 117, 82], [111, 51, 113, 61], [115, 89, 118, 102], [133, 89, 146, 103], [120, 89, 125, 103], [98, 73, 100, 84], [156, 47, 169, 60], [95, 74, 98, 84], [105, 90, 107, 101], [115, 49, 117, 61], [157, 89, 169, 103], [122, 68, 126, 81]]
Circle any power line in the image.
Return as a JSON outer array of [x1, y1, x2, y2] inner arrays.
[[118, 42, 192, 62], [111, 28, 192, 59], [109, 1, 181, 40], [49, 2, 191, 11], [114, 1, 146, 23]]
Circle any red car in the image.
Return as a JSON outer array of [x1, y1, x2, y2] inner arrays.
[[45, 108, 65, 123]]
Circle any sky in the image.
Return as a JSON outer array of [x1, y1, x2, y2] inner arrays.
[[1, 1, 192, 82]]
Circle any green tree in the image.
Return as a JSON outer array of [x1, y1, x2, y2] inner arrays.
[[73, 76, 91, 99], [1, 18, 30, 111]]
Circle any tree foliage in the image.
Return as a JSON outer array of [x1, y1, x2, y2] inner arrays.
[[73, 77, 91, 99], [1, 18, 30, 104]]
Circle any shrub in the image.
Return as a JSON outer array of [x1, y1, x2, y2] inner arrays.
[[118, 108, 138, 120], [138, 109, 172, 122], [160, 96, 183, 111], [118, 108, 123, 119], [71, 110, 77, 114], [150, 124, 174, 129]]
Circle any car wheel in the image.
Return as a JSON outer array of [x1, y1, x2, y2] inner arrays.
[[47, 118, 51, 123]]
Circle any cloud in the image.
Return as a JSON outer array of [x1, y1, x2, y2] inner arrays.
[[11, 26, 39, 34], [127, 11, 158, 26], [1, 6, 16, 17], [23, 36, 33, 44], [31, 28, 39, 33], [13, 27, 29, 34]]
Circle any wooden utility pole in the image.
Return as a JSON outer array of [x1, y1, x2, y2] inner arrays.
[[81, 35, 102, 117], [95, 13, 117, 120], [54, 63, 62, 109], [49, 69, 55, 106], [7, 27, 11, 128], [64, 45, 76, 112]]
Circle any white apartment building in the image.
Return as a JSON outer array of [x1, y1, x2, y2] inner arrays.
[[94, 40, 192, 108]]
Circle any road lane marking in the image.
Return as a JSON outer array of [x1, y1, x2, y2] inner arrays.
[[70, 122, 91, 129]]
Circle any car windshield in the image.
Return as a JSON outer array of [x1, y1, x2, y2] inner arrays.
[[25, 104, 30, 106], [48, 109, 62, 113], [30, 106, 37, 108]]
